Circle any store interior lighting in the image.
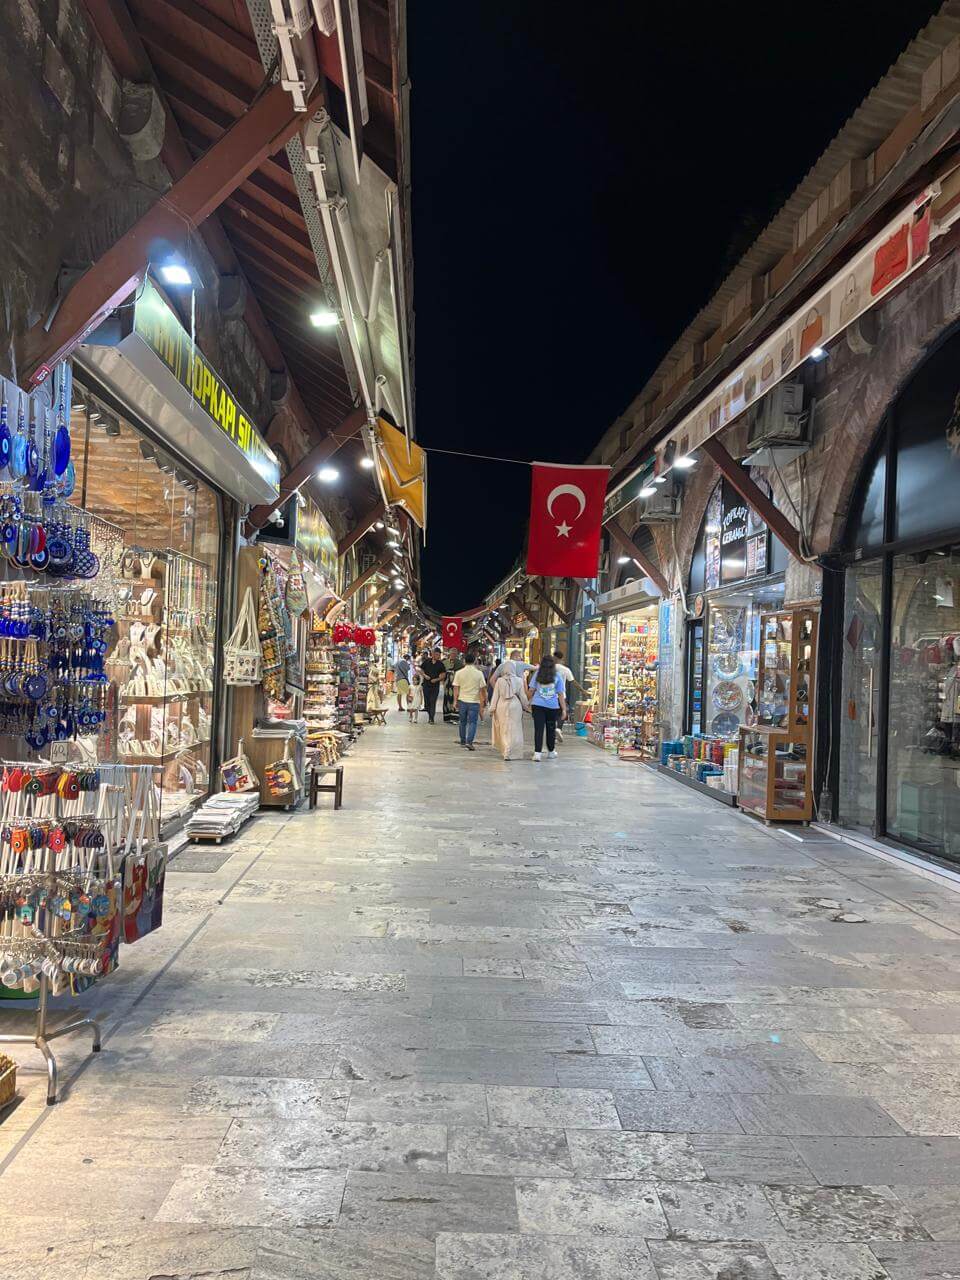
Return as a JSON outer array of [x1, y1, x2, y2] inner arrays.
[[309, 307, 339, 328], [317, 466, 339, 483]]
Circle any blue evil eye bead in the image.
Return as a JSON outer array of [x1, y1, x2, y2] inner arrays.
[[30, 548, 49, 571], [53, 422, 70, 476], [92, 894, 110, 917], [2, 523, 16, 545], [10, 434, 27, 479], [60, 461, 76, 498]]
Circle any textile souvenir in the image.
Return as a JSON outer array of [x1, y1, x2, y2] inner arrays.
[[223, 587, 262, 685], [221, 739, 259, 792], [284, 550, 308, 617], [120, 769, 166, 945], [264, 741, 297, 799]]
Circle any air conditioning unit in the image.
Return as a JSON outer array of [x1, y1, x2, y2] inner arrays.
[[639, 482, 680, 522], [311, 0, 337, 33], [272, 0, 313, 36], [747, 380, 806, 450]]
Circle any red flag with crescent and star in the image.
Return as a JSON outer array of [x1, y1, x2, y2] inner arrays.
[[441, 617, 466, 652], [525, 462, 610, 578]]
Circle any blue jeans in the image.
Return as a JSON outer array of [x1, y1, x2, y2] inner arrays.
[[458, 701, 480, 744]]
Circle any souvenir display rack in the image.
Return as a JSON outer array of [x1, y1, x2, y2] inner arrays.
[[605, 610, 660, 760], [0, 761, 162, 1102], [335, 644, 358, 733], [582, 620, 604, 710], [738, 607, 818, 822], [112, 548, 215, 824], [659, 734, 738, 806]]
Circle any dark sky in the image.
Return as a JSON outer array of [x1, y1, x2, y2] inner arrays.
[[409, 1, 942, 616]]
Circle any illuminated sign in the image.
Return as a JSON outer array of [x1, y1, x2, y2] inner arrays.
[[296, 498, 338, 581], [134, 276, 280, 493]]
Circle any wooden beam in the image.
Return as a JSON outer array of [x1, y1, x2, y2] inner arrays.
[[21, 80, 320, 385], [604, 517, 670, 596], [528, 578, 572, 626], [377, 589, 403, 620], [341, 552, 391, 601], [151, 0, 262, 67], [699, 436, 806, 562], [338, 500, 386, 557], [245, 408, 365, 533], [573, 577, 600, 603]]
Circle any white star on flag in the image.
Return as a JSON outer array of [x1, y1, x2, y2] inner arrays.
[[555, 520, 572, 537]]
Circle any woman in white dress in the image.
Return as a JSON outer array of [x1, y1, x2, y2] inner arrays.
[[489, 660, 528, 760]]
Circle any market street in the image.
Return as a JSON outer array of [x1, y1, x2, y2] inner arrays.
[[2, 716, 960, 1277]]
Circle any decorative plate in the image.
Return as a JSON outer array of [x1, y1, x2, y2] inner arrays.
[[712, 651, 743, 679], [711, 711, 740, 737], [712, 680, 743, 711]]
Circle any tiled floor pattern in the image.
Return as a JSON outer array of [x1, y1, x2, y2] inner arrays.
[[1, 715, 960, 1277]]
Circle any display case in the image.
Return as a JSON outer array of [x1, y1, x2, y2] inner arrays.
[[738, 607, 818, 822], [604, 607, 660, 760], [582, 620, 604, 708]]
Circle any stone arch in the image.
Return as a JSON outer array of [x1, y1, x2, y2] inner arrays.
[[811, 250, 960, 553]]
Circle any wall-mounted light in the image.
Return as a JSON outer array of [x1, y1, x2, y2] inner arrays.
[[673, 455, 697, 469], [808, 345, 827, 361], [359, 456, 375, 469], [309, 307, 339, 328], [617, 555, 631, 565], [159, 260, 197, 288]]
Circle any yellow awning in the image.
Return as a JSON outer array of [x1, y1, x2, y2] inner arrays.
[[375, 417, 427, 530]]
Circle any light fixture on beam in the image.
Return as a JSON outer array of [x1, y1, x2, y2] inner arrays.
[[317, 466, 339, 483], [309, 307, 339, 328], [673, 455, 697, 469]]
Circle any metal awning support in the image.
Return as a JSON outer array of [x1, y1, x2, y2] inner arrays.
[[21, 81, 321, 385], [338, 499, 386, 558], [699, 435, 807, 562], [573, 578, 600, 603], [604, 517, 670, 597], [528, 578, 572, 626], [245, 407, 366, 533], [341, 552, 391, 602]]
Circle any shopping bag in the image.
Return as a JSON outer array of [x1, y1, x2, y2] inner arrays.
[[223, 588, 261, 685], [221, 738, 259, 792], [120, 768, 167, 944], [264, 739, 297, 799]]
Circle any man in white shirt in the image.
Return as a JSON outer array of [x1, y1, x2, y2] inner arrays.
[[452, 652, 488, 751]]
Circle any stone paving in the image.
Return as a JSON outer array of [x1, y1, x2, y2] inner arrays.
[[2, 715, 960, 1277]]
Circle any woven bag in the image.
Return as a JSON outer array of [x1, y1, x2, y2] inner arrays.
[[224, 588, 261, 686]]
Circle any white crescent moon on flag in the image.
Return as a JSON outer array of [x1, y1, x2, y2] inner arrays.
[[546, 484, 587, 521], [445, 621, 458, 634]]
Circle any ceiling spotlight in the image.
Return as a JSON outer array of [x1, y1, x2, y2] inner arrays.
[[639, 485, 657, 498], [653, 475, 667, 485], [359, 456, 375, 469], [317, 466, 339, 483], [617, 555, 631, 564], [159, 260, 196, 288], [310, 307, 339, 328], [808, 345, 827, 361], [374, 521, 385, 530], [387, 539, 400, 549], [673, 455, 697, 469]]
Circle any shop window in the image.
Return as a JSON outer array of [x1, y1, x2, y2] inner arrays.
[[837, 561, 883, 833], [886, 545, 960, 861], [70, 391, 222, 831], [845, 438, 887, 555]]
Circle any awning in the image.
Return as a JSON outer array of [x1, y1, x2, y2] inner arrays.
[[597, 579, 660, 612], [79, 276, 280, 506], [374, 416, 427, 529]]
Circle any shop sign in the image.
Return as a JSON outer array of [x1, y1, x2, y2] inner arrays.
[[720, 488, 749, 585], [652, 189, 935, 476], [295, 498, 337, 582], [133, 278, 279, 494]]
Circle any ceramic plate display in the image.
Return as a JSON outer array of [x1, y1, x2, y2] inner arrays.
[[711, 711, 740, 736], [712, 651, 743, 679], [712, 680, 743, 711]]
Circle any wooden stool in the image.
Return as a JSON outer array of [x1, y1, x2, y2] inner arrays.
[[309, 764, 344, 810], [368, 710, 387, 726]]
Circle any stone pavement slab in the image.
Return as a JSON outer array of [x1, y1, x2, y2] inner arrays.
[[3, 714, 960, 1276]]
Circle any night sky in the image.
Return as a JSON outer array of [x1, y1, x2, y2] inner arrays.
[[409, 1, 942, 616]]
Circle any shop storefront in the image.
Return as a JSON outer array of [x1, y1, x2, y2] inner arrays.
[[835, 328, 960, 866], [590, 580, 661, 759], [668, 479, 788, 800], [75, 274, 281, 832]]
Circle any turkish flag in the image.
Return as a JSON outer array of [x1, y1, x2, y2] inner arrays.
[[526, 462, 610, 577], [441, 617, 466, 651]]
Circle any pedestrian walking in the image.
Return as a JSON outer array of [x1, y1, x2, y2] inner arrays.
[[393, 652, 412, 711], [488, 659, 528, 760], [452, 651, 487, 751], [419, 647, 446, 724], [407, 673, 424, 722], [525, 654, 567, 762], [551, 649, 585, 743]]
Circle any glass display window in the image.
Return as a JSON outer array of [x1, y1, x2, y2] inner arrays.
[[70, 385, 222, 831], [886, 544, 960, 860], [603, 606, 659, 757], [837, 561, 883, 832], [582, 620, 604, 708], [700, 579, 785, 742]]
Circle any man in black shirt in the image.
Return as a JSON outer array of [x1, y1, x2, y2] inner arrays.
[[420, 648, 446, 724]]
